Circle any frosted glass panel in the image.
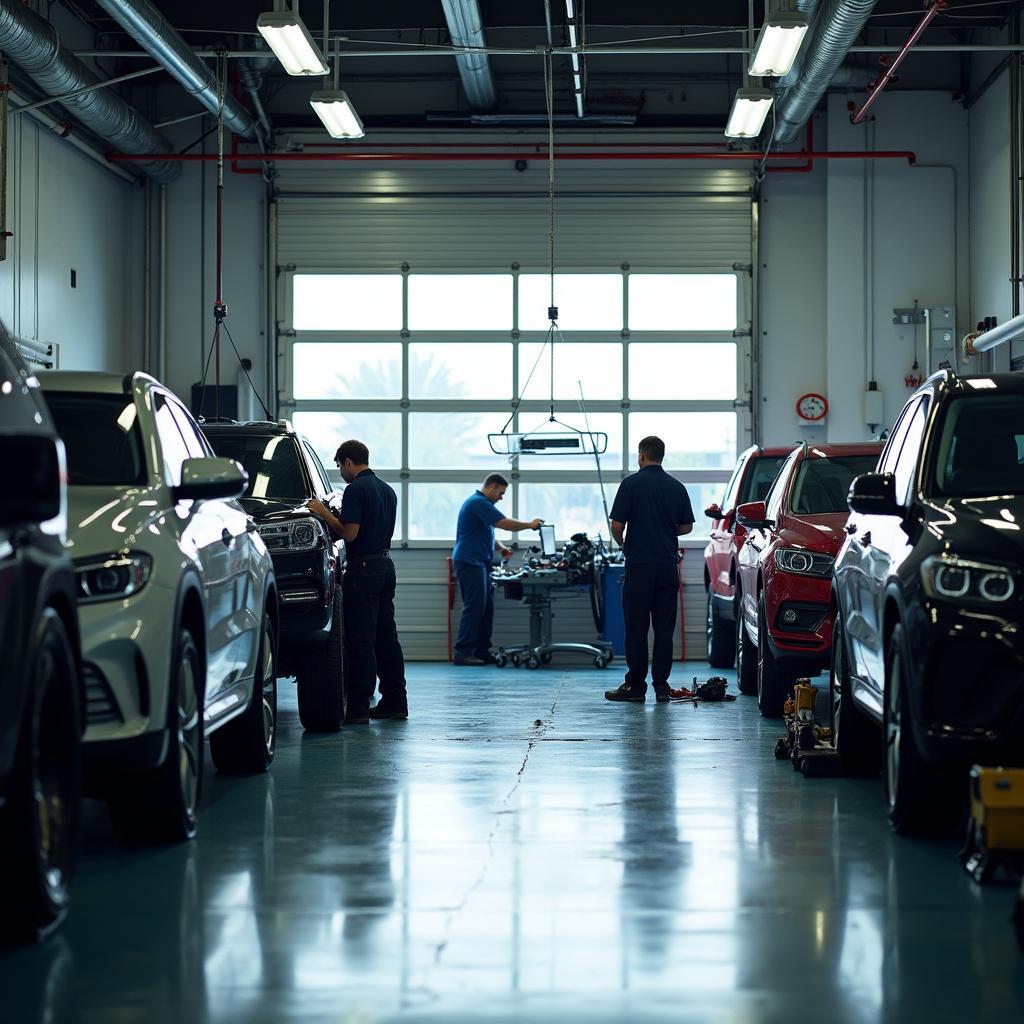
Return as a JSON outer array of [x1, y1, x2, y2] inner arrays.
[[408, 275, 512, 331], [409, 343, 513, 400], [628, 274, 738, 331], [293, 275, 403, 331], [627, 412, 737, 470], [519, 274, 623, 331], [628, 343, 736, 400], [293, 343, 402, 400]]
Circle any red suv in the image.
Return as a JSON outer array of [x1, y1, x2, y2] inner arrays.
[[703, 446, 792, 667], [734, 442, 882, 716]]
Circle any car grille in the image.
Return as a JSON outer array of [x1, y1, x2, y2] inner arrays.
[[83, 663, 123, 725], [281, 589, 319, 604]]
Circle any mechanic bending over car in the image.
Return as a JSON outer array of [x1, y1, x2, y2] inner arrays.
[[451, 473, 545, 666], [606, 435, 695, 704], [306, 440, 408, 724]]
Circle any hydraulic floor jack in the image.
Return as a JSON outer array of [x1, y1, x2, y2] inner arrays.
[[773, 679, 841, 778]]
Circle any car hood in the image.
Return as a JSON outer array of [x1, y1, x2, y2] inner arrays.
[[238, 496, 314, 523], [776, 512, 849, 556], [926, 496, 1024, 563], [66, 486, 166, 558]]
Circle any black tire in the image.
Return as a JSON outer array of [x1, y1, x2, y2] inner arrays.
[[210, 612, 277, 774], [0, 610, 80, 944], [706, 588, 736, 669], [735, 590, 758, 696], [296, 586, 345, 732], [109, 627, 203, 845], [883, 624, 963, 836], [829, 617, 881, 776], [756, 593, 791, 718]]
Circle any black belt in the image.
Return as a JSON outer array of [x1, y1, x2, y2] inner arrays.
[[350, 551, 390, 561]]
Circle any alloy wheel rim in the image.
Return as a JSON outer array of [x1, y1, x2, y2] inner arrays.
[[34, 648, 71, 901], [830, 627, 842, 749], [886, 649, 902, 810], [261, 626, 276, 755], [706, 593, 713, 650], [178, 653, 201, 819]]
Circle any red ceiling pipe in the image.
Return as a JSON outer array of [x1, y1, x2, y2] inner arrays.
[[110, 147, 916, 164], [302, 141, 732, 149], [230, 127, 262, 175], [766, 121, 815, 175], [851, 0, 947, 125]]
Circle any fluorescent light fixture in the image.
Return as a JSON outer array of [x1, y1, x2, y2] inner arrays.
[[725, 88, 774, 139], [257, 10, 329, 76], [566, 0, 576, 17], [310, 89, 365, 138], [748, 12, 810, 77], [568, 22, 578, 48]]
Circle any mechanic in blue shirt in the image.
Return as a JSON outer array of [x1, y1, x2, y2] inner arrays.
[[606, 435, 694, 703], [306, 439, 408, 724], [452, 474, 543, 666]]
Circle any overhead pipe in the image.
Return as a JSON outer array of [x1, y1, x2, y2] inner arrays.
[[92, 0, 256, 138], [773, 0, 880, 145], [0, 0, 179, 181], [439, 0, 497, 110], [778, 0, 824, 88], [851, 1, 946, 124]]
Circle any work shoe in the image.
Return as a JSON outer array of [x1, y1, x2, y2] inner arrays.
[[369, 703, 409, 721], [604, 683, 645, 703], [654, 686, 671, 704], [453, 656, 487, 666], [476, 652, 499, 665], [345, 710, 370, 725]]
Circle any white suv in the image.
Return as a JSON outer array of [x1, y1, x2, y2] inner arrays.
[[41, 371, 278, 843]]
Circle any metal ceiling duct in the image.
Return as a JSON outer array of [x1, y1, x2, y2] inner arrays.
[[777, 0, 824, 88], [439, 0, 497, 110], [772, 0, 880, 144], [93, 0, 256, 138], [0, 0, 179, 181]]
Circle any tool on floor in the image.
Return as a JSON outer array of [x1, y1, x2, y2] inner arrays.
[[960, 766, 1024, 884], [669, 676, 736, 705], [773, 678, 840, 777]]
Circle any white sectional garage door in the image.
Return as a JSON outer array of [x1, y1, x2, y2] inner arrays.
[[273, 150, 754, 659]]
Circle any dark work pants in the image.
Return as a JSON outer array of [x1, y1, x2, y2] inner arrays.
[[342, 555, 407, 714], [622, 563, 680, 695], [453, 561, 494, 659]]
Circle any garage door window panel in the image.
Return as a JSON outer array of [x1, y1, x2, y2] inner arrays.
[[293, 274, 403, 332], [518, 341, 622, 401], [628, 343, 737, 401], [627, 412, 737, 470], [293, 343, 403, 400], [293, 411, 403, 471], [518, 274, 624, 332], [628, 274, 738, 331], [408, 343, 513, 400], [408, 275, 512, 331]]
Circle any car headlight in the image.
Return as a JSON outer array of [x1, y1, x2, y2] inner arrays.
[[76, 553, 152, 604], [257, 516, 325, 552], [921, 555, 1018, 604], [774, 547, 835, 578]]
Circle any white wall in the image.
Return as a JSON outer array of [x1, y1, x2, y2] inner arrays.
[[761, 91, 971, 445], [0, 114, 143, 371]]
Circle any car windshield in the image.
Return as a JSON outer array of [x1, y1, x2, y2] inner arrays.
[[45, 392, 147, 486], [790, 455, 879, 515], [932, 393, 1024, 497], [206, 434, 310, 499], [741, 456, 787, 504]]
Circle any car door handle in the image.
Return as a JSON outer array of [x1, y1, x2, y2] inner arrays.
[[859, 531, 872, 547], [222, 528, 234, 547], [844, 523, 857, 535]]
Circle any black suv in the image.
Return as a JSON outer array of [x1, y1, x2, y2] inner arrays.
[[0, 329, 83, 941], [201, 420, 345, 731], [831, 370, 1024, 835]]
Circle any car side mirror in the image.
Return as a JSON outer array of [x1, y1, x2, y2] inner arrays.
[[848, 472, 901, 516], [175, 457, 247, 502], [0, 435, 63, 528], [704, 503, 721, 520], [735, 500, 772, 531]]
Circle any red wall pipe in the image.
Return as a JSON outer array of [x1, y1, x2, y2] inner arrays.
[[766, 121, 815, 175], [851, 0, 947, 125]]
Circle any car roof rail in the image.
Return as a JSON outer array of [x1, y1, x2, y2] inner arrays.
[[277, 418, 293, 430], [199, 416, 239, 424]]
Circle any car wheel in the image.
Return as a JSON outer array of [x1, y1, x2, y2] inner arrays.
[[0, 610, 80, 944], [296, 586, 345, 732], [756, 592, 791, 718], [883, 623, 962, 836], [210, 611, 277, 773], [734, 589, 758, 695], [109, 627, 203, 844], [706, 588, 736, 669], [829, 618, 881, 776]]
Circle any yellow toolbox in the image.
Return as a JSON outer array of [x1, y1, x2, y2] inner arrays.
[[960, 766, 1024, 883]]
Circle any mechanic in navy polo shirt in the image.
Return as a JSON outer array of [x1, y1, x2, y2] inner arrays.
[[451, 474, 544, 666], [606, 435, 694, 703], [306, 438, 408, 724]]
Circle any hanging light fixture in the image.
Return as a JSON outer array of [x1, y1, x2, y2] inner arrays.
[[725, 88, 774, 139], [748, 11, 810, 77], [257, 4, 329, 76], [310, 89, 364, 138]]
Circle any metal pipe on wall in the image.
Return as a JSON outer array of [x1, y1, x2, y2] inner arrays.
[[158, 183, 168, 383], [143, 180, 152, 372]]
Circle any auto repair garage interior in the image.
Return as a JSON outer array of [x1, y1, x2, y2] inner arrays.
[[4, 0, 1024, 1020]]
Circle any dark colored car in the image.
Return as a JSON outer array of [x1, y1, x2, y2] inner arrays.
[[831, 370, 1024, 835], [201, 420, 346, 731], [703, 445, 792, 667], [735, 442, 882, 717], [0, 331, 83, 942]]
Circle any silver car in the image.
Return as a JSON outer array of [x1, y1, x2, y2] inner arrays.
[[41, 371, 279, 843]]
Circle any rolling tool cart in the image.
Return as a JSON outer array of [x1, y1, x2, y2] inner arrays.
[[960, 766, 1024, 884], [773, 679, 839, 777]]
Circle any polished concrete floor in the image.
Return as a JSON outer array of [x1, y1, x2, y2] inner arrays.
[[3, 661, 1024, 1023]]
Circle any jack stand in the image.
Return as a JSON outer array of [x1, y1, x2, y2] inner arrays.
[[773, 678, 841, 777]]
